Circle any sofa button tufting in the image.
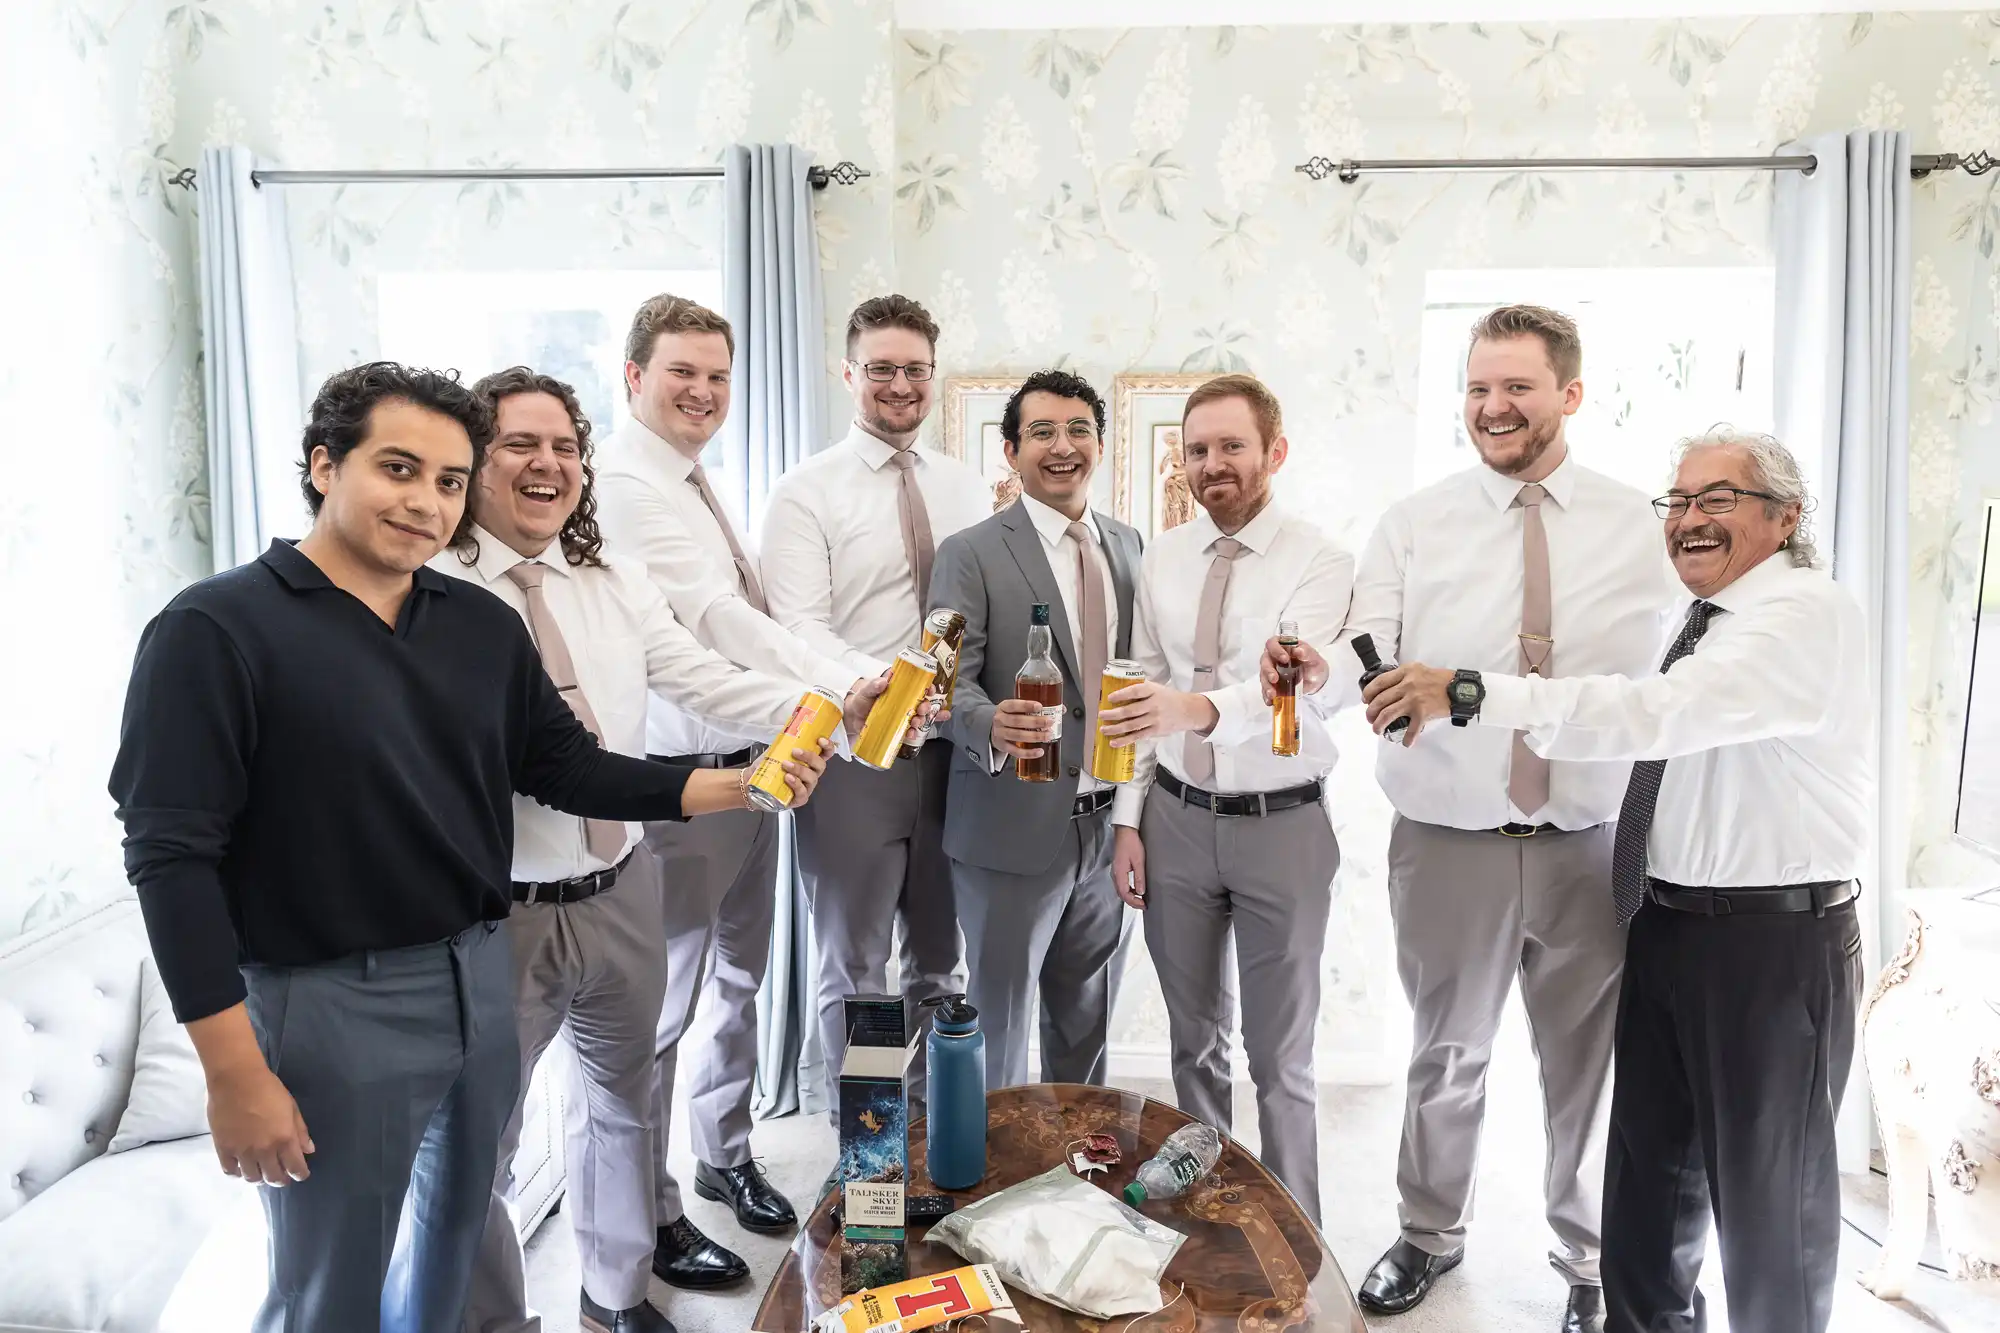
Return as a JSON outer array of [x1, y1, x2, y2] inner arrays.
[[93, 987, 106, 999], [22, 1091, 36, 1105], [83, 1129, 96, 1144], [21, 1020, 31, 1034], [9, 1175, 19, 1190], [93, 1054, 107, 1068]]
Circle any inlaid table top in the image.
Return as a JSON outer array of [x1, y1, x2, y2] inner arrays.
[[752, 1082, 1365, 1332]]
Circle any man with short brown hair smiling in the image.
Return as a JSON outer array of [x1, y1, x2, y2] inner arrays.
[[1330, 306, 1676, 1331]]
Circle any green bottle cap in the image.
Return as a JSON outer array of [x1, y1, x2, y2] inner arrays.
[[1122, 1181, 1146, 1207]]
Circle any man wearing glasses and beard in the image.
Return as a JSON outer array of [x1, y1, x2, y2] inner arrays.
[[758, 296, 990, 1117]]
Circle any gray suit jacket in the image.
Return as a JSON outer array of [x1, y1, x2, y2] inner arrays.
[[928, 500, 1142, 876]]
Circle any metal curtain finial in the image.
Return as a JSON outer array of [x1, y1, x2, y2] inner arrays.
[[169, 166, 197, 191], [816, 160, 866, 187]]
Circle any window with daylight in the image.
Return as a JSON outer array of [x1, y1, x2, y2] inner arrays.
[[376, 268, 734, 511], [1413, 268, 1779, 500]]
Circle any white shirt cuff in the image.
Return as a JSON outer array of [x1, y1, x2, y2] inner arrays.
[[1476, 673, 1541, 732]]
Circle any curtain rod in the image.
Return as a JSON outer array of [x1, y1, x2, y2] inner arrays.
[[1294, 150, 1997, 182], [166, 161, 871, 191]]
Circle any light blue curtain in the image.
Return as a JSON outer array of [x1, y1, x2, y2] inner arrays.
[[727, 144, 831, 1120], [197, 146, 304, 569], [1773, 129, 1912, 1168]]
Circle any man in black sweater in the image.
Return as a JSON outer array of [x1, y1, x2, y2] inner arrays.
[[107, 363, 827, 1333]]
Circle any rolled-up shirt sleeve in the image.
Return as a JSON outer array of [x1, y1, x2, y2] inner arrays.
[[1478, 595, 1842, 763], [108, 609, 257, 1023]]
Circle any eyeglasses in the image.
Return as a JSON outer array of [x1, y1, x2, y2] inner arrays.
[[1650, 486, 1783, 519], [851, 359, 935, 383], [1023, 422, 1100, 445]]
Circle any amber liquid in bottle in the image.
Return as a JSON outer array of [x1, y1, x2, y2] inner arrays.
[[1015, 602, 1063, 783], [1272, 619, 1302, 757]]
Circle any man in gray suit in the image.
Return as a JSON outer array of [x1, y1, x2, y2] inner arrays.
[[928, 370, 1142, 1089]]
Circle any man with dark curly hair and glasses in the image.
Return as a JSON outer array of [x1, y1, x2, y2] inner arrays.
[[107, 363, 839, 1333], [441, 368, 908, 1333]]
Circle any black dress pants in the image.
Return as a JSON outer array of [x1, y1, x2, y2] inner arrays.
[[1603, 895, 1863, 1333]]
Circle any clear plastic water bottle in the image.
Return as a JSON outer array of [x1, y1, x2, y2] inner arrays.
[[1122, 1122, 1222, 1207]]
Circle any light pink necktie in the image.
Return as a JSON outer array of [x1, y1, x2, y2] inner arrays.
[[887, 448, 936, 611], [1182, 537, 1246, 788], [1510, 484, 1553, 818], [687, 462, 768, 614], [506, 562, 628, 866], [1068, 521, 1111, 747]]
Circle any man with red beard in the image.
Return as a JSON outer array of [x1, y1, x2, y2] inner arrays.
[[1092, 374, 1355, 1225], [1337, 307, 1676, 1332]]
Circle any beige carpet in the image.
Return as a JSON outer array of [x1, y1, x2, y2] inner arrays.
[[524, 1004, 1997, 1332]]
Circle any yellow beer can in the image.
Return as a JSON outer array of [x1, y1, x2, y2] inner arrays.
[[748, 685, 847, 813], [854, 646, 939, 771], [1090, 659, 1147, 783]]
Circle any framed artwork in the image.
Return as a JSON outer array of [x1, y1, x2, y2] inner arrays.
[[940, 376, 1026, 513], [1112, 373, 1216, 537]]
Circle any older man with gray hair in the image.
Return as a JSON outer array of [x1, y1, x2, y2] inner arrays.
[[1347, 427, 1872, 1333]]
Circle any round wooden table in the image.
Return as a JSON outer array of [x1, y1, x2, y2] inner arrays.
[[752, 1083, 1365, 1331]]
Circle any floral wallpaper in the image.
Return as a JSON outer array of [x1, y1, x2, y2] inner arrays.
[[8, 2, 2000, 1072], [0, 0, 204, 942]]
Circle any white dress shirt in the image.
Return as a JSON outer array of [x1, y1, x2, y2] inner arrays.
[[595, 416, 857, 758], [1339, 454, 1679, 831], [430, 527, 808, 881], [759, 422, 992, 677], [1480, 553, 1873, 887], [981, 494, 1120, 793], [1112, 501, 1357, 827]]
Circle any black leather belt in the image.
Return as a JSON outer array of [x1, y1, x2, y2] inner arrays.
[[1156, 770, 1321, 818], [647, 745, 759, 769], [1648, 878, 1858, 917], [512, 852, 634, 906], [1496, 822, 1562, 837], [1072, 787, 1114, 819]]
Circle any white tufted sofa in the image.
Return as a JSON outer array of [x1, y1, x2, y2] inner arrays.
[[0, 895, 571, 1332]]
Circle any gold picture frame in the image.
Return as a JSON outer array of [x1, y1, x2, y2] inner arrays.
[[1112, 373, 1218, 537], [939, 376, 1027, 513]]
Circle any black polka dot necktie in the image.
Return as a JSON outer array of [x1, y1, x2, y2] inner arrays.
[[1610, 599, 1718, 926]]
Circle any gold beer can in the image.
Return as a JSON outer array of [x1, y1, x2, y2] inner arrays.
[[898, 607, 968, 761], [747, 685, 847, 813], [854, 646, 939, 771], [1090, 659, 1147, 783]]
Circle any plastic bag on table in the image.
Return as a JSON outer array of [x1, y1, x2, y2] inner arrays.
[[925, 1165, 1186, 1319]]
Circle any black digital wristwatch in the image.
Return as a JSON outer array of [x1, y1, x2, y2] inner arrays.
[[1447, 669, 1484, 727]]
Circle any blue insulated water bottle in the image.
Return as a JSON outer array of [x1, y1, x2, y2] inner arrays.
[[921, 994, 986, 1191]]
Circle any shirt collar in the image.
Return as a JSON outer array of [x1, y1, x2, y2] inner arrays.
[[610, 414, 700, 487], [1701, 549, 1802, 615], [467, 524, 570, 584], [1474, 451, 1577, 511], [261, 537, 452, 595], [1019, 492, 1099, 547], [1186, 498, 1283, 557], [844, 421, 921, 472]]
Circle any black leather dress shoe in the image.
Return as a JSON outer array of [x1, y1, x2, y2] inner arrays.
[[1562, 1284, 1605, 1333], [695, 1159, 798, 1234], [651, 1215, 749, 1289], [581, 1288, 676, 1333], [1357, 1239, 1464, 1314]]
